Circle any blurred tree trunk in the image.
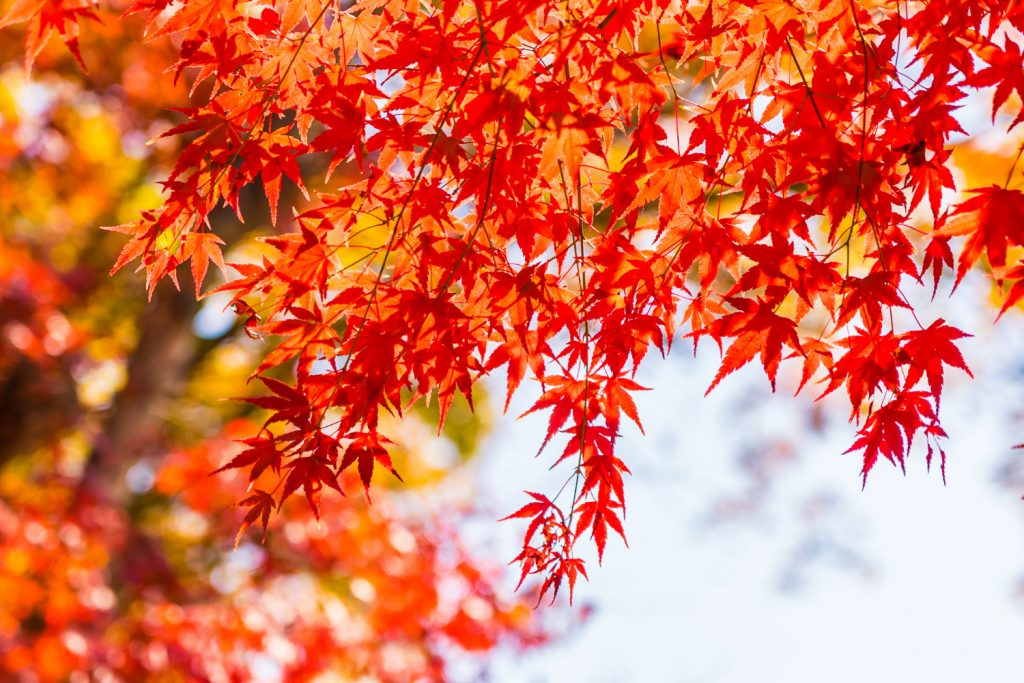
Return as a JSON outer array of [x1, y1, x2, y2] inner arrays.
[[79, 284, 199, 506]]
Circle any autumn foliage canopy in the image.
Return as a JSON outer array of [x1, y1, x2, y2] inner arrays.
[[5, 0, 1024, 629]]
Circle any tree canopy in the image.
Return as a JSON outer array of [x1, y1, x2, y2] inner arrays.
[[4, 0, 1024, 631]]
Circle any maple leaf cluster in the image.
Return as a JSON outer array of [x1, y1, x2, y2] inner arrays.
[[9, 0, 1024, 601]]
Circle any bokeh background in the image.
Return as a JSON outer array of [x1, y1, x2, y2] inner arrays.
[[0, 19, 556, 681]]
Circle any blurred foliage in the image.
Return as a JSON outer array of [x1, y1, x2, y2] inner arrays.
[[0, 8, 557, 682]]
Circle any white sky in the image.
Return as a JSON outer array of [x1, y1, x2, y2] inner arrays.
[[475, 275, 1024, 682]]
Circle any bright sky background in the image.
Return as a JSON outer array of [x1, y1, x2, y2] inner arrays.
[[475, 274, 1024, 682]]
